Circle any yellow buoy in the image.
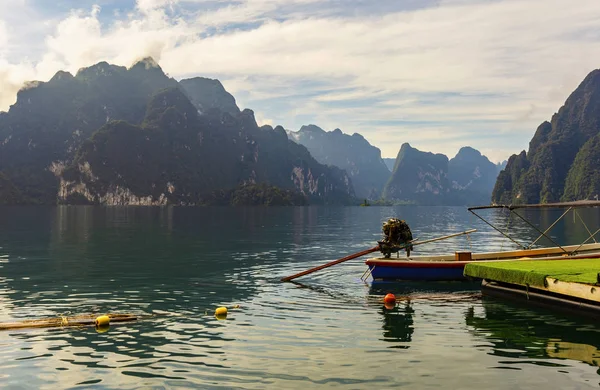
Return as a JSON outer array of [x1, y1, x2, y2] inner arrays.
[[95, 315, 110, 327], [215, 307, 228, 316]]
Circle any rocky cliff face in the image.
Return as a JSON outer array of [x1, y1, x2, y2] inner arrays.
[[0, 58, 355, 205], [383, 143, 499, 205], [287, 125, 390, 199], [383, 143, 449, 204], [492, 69, 600, 204], [448, 146, 498, 195], [0, 57, 177, 203], [56, 88, 354, 205], [179, 77, 240, 116]]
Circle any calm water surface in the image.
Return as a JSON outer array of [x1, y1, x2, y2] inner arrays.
[[0, 206, 598, 389]]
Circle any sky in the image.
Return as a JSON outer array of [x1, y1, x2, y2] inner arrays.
[[1, 0, 600, 163]]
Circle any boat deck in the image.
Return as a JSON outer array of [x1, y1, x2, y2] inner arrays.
[[367, 242, 600, 263]]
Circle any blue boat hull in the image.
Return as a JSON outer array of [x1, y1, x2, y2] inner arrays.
[[368, 265, 467, 281], [365, 259, 474, 281]]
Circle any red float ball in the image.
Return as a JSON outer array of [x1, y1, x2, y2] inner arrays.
[[383, 293, 396, 304]]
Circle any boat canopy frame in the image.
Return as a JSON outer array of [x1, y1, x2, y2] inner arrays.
[[467, 201, 600, 254]]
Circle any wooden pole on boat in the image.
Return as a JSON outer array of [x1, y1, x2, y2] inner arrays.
[[280, 229, 477, 282], [280, 245, 380, 282], [408, 229, 477, 247]]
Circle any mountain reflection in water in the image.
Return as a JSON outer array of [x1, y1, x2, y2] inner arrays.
[[466, 297, 600, 371]]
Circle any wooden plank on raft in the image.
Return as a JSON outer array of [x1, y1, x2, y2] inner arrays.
[[0, 314, 137, 331], [543, 278, 600, 303]]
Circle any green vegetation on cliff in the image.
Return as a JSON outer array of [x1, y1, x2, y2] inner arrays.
[[562, 134, 600, 201], [0, 172, 26, 204], [493, 69, 600, 204], [491, 151, 530, 204]]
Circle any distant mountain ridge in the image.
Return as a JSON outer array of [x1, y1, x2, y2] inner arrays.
[[496, 160, 507, 172], [179, 77, 240, 116], [449, 146, 498, 195], [0, 57, 178, 203], [287, 125, 390, 199], [0, 57, 519, 207], [0, 58, 355, 205], [383, 143, 500, 205], [383, 158, 396, 172], [493, 68, 600, 204]]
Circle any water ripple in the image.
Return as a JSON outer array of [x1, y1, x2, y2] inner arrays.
[[0, 206, 598, 388]]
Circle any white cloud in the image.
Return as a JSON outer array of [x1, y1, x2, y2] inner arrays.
[[254, 111, 274, 127], [137, 0, 178, 12], [0, 20, 7, 48], [1, 0, 600, 163]]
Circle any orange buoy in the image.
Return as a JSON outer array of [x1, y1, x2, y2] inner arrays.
[[384, 293, 396, 304]]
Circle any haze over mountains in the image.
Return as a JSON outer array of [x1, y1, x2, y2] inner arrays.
[[287, 125, 390, 200], [288, 65, 600, 207], [381, 144, 500, 205], [287, 127, 503, 205], [0, 58, 354, 205], [0, 56, 562, 207]]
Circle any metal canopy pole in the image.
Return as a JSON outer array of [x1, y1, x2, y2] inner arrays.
[[575, 210, 597, 243], [511, 210, 567, 253], [571, 227, 600, 253], [469, 209, 526, 250], [527, 207, 572, 248]]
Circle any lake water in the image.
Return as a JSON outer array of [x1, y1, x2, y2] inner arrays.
[[0, 206, 599, 389]]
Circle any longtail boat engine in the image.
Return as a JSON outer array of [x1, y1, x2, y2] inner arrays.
[[379, 218, 414, 258]]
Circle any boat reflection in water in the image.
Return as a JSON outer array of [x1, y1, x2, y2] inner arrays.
[[370, 280, 481, 349], [369, 280, 482, 295], [465, 297, 600, 369], [379, 301, 415, 347]]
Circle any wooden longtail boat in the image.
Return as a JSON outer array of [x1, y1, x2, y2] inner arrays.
[[364, 201, 600, 282]]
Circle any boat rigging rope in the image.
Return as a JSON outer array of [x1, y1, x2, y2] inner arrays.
[[500, 209, 512, 252]]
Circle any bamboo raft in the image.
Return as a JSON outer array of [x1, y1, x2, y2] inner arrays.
[[464, 259, 600, 318], [0, 313, 137, 331]]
